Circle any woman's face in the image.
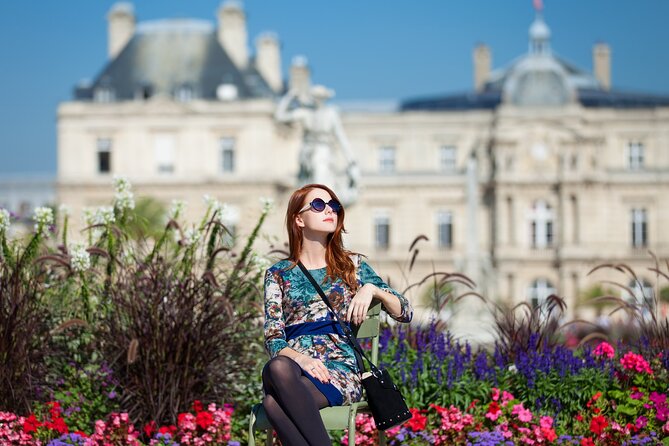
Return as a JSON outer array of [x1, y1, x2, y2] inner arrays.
[[295, 188, 339, 235]]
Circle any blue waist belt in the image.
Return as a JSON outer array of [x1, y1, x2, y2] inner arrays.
[[285, 320, 348, 341]]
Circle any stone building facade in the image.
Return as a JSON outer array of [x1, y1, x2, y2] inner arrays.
[[57, 2, 669, 335]]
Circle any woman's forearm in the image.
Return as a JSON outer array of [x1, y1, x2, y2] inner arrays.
[[371, 285, 402, 318]]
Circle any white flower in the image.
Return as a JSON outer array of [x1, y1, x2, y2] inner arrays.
[[114, 190, 135, 211], [113, 175, 132, 193], [69, 242, 91, 272], [82, 206, 114, 240], [204, 196, 227, 222], [169, 200, 186, 220], [33, 206, 54, 236], [508, 364, 517, 374], [58, 204, 71, 218], [95, 206, 116, 225], [259, 197, 274, 213], [113, 176, 135, 211], [182, 226, 202, 247], [0, 208, 10, 233], [82, 207, 96, 226]]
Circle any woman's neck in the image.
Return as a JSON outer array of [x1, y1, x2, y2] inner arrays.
[[299, 236, 328, 269]]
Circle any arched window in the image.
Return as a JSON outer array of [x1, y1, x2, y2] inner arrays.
[[527, 278, 556, 308], [529, 200, 554, 248]]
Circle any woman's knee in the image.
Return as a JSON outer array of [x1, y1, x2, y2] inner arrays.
[[262, 356, 297, 383]]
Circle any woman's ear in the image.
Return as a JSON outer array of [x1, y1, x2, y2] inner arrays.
[[295, 214, 305, 228]]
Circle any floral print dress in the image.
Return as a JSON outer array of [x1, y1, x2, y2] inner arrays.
[[263, 255, 413, 406]]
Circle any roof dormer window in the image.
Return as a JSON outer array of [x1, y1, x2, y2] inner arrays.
[[175, 84, 194, 102], [94, 85, 115, 103]]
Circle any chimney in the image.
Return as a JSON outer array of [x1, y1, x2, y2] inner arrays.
[[107, 3, 135, 59], [217, 1, 248, 69], [473, 43, 491, 92], [255, 32, 282, 93], [289, 56, 311, 101], [593, 43, 611, 91]]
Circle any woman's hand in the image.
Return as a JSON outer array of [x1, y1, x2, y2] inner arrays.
[[347, 283, 376, 325], [293, 353, 330, 383]]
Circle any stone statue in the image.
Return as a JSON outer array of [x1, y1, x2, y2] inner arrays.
[[275, 85, 360, 205]]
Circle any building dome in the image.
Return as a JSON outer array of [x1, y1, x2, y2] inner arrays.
[[503, 55, 571, 106], [529, 17, 551, 42]]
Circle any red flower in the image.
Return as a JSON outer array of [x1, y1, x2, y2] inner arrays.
[[45, 417, 69, 435], [542, 427, 557, 442], [177, 413, 189, 427], [575, 414, 583, 422], [590, 415, 608, 435], [406, 408, 427, 432], [487, 401, 501, 415], [23, 414, 41, 433], [192, 400, 204, 414], [581, 438, 595, 446], [195, 411, 214, 430], [144, 421, 157, 438], [159, 425, 177, 436]]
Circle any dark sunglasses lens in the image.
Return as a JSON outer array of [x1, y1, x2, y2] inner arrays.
[[328, 200, 342, 213], [311, 198, 326, 212]]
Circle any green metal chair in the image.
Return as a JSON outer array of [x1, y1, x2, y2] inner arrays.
[[248, 302, 387, 446]]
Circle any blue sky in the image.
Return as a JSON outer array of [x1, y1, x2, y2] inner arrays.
[[1, 0, 668, 174]]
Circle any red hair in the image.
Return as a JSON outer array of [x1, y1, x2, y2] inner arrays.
[[285, 184, 358, 291]]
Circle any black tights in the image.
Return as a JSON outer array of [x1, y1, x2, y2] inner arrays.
[[262, 356, 332, 446]]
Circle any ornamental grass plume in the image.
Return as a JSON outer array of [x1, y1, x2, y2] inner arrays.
[[587, 255, 669, 362], [0, 235, 54, 414]]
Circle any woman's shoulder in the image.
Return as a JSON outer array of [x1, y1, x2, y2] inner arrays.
[[267, 259, 292, 272]]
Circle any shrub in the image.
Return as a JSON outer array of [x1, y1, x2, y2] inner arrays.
[[95, 196, 270, 425]]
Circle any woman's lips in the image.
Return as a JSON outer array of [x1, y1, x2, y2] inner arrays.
[[323, 218, 334, 222]]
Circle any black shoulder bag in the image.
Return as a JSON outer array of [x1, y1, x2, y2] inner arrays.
[[297, 262, 411, 431]]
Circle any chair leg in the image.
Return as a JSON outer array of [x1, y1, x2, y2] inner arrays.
[[348, 407, 357, 446], [379, 429, 387, 446], [248, 411, 256, 446]]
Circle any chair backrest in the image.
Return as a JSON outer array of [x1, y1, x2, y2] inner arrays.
[[352, 302, 381, 366]]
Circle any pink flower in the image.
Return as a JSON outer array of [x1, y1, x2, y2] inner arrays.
[[630, 390, 644, 400], [512, 404, 533, 422], [540, 416, 553, 429], [500, 390, 515, 406], [593, 342, 615, 359], [620, 352, 653, 374], [492, 388, 500, 402]]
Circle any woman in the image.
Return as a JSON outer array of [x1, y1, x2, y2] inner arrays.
[[262, 184, 413, 445]]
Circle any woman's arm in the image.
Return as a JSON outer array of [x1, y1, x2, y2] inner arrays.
[[263, 269, 289, 357], [346, 261, 413, 325]]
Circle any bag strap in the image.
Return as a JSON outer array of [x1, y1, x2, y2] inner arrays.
[[297, 261, 383, 378]]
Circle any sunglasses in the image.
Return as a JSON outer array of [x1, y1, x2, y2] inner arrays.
[[299, 198, 342, 214]]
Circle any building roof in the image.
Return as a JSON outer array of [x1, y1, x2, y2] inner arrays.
[[75, 18, 275, 102], [401, 13, 669, 112]]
